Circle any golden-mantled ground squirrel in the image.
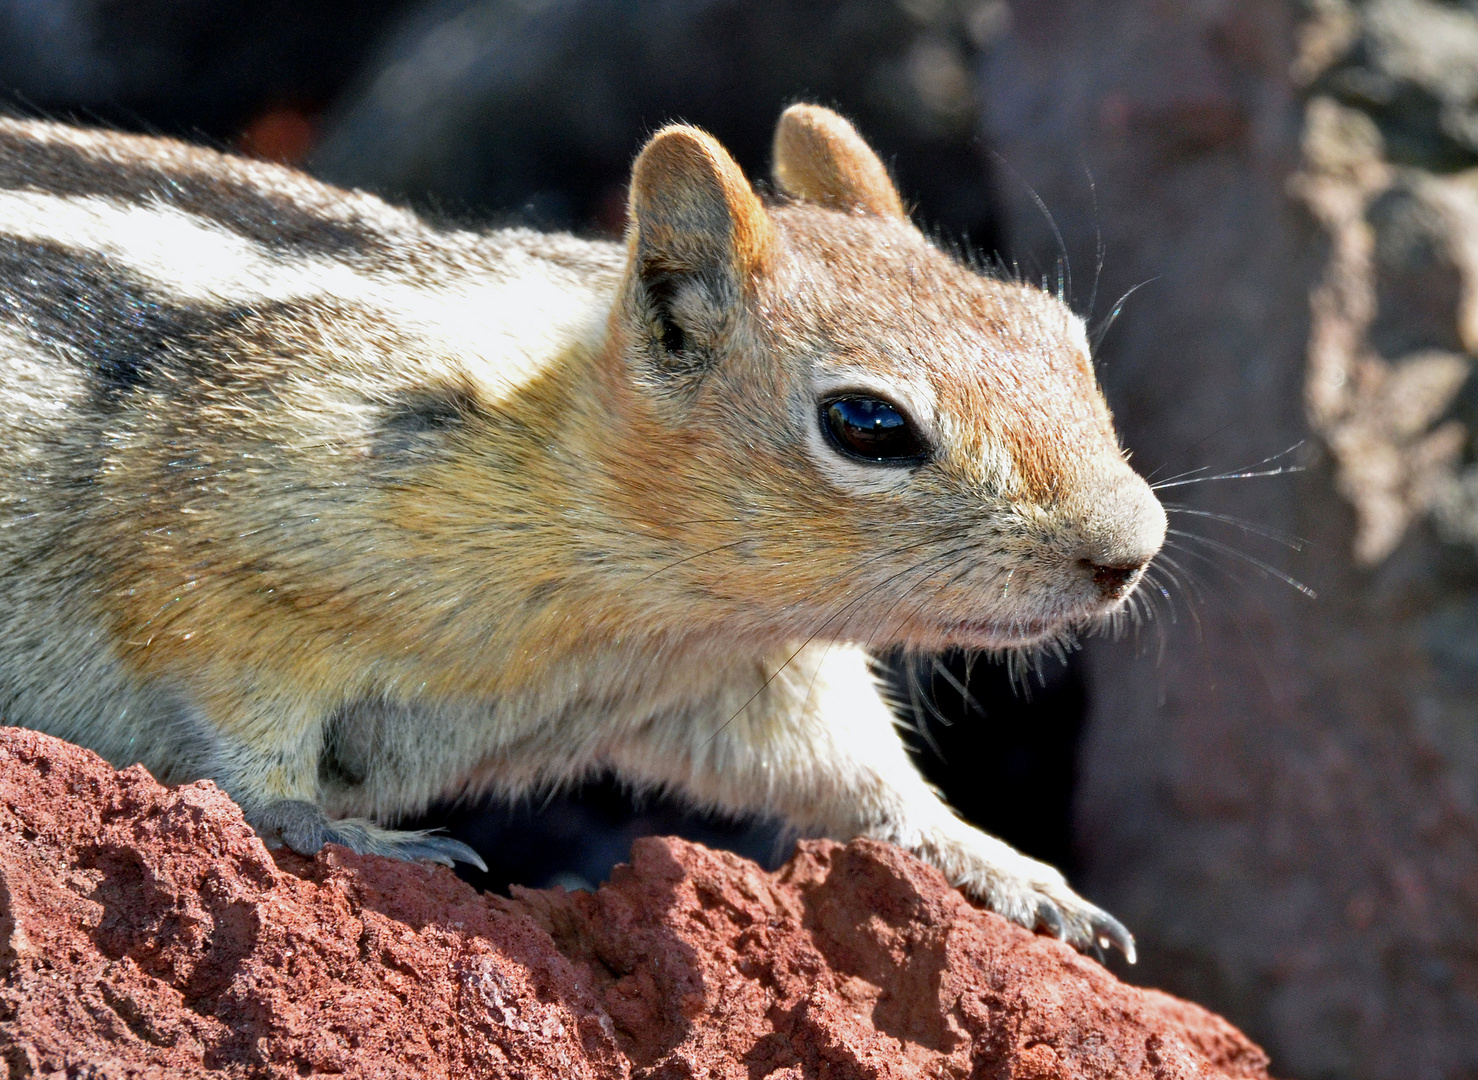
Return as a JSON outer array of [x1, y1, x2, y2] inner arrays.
[[0, 104, 1164, 959]]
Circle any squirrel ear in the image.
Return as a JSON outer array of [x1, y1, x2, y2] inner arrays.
[[771, 104, 906, 220], [628, 125, 775, 285]]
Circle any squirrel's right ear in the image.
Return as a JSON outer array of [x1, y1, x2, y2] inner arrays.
[[771, 104, 907, 219], [628, 125, 775, 287]]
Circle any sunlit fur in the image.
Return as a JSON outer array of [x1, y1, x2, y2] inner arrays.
[[0, 105, 1162, 959]]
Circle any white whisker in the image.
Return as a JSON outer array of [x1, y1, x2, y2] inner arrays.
[[1167, 529, 1317, 598], [1163, 504, 1308, 551]]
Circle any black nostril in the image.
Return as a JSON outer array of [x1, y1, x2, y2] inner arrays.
[[1083, 560, 1143, 600]]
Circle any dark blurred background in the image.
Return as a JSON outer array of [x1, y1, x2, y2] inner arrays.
[[6, 3, 1478, 1078]]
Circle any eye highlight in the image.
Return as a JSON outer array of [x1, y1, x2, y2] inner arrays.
[[820, 396, 930, 465]]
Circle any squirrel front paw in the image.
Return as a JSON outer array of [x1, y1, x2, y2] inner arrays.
[[912, 822, 1135, 962], [251, 799, 488, 871]]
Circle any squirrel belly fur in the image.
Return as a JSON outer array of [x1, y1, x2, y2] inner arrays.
[[0, 105, 1164, 959]]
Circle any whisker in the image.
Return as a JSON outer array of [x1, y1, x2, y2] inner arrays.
[[1147, 462, 1216, 488], [802, 543, 978, 732], [1164, 540, 1284, 609], [1142, 420, 1241, 483], [991, 149, 1071, 304], [1158, 541, 1300, 705], [930, 655, 983, 718], [891, 552, 986, 636], [1151, 553, 1208, 616], [1084, 160, 1104, 324], [1154, 553, 1211, 645], [861, 547, 982, 657], [1145, 435, 1300, 486], [1137, 568, 1173, 663], [906, 665, 951, 756], [961, 651, 983, 698], [640, 524, 948, 601], [1151, 441, 1307, 491], [628, 538, 756, 586], [873, 651, 949, 761], [1166, 529, 1316, 597], [1130, 574, 1158, 624], [1163, 504, 1308, 551], [864, 549, 1031, 725], [1142, 566, 1174, 608], [1153, 465, 1305, 490], [1090, 276, 1156, 354]]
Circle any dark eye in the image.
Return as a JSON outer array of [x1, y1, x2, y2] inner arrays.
[[820, 396, 930, 464]]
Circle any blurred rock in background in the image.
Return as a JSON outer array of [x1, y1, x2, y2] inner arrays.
[[308, 0, 1002, 240], [0, 0, 418, 154], [3, 1, 1478, 1076], [982, 2, 1478, 1077]]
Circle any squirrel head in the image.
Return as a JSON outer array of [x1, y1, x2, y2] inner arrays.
[[599, 105, 1165, 652]]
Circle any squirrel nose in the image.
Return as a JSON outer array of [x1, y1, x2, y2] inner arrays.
[[1081, 560, 1146, 600], [1070, 463, 1165, 602]]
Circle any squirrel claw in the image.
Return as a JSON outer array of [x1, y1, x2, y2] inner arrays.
[[1042, 891, 1135, 963], [947, 839, 1137, 964], [253, 799, 490, 873], [1031, 890, 1134, 962], [1092, 909, 1137, 965], [1034, 897, 1066, 939], [375, 833, 489, 872]]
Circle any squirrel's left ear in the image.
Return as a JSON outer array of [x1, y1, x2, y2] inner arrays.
[[771, 105, 907, 220], [628, 124, 776, 287]]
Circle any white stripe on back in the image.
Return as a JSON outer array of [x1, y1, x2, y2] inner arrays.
[[0, 190, 615, 402]]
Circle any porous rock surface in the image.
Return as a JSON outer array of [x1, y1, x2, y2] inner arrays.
[[0, 728, 1272, 1079]]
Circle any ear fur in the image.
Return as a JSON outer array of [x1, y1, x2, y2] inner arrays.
[[628, 125, 775, 284], [771, 104, 906, 219]]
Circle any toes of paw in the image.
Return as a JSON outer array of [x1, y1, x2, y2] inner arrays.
[[258, 801, 329, 856]]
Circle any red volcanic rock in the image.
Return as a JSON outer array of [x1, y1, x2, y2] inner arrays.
[[0, 728, 1274, 1079]]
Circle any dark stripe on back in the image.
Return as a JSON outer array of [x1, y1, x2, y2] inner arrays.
[[0, 234, 244, 404], [0, 128, 392, 262]]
